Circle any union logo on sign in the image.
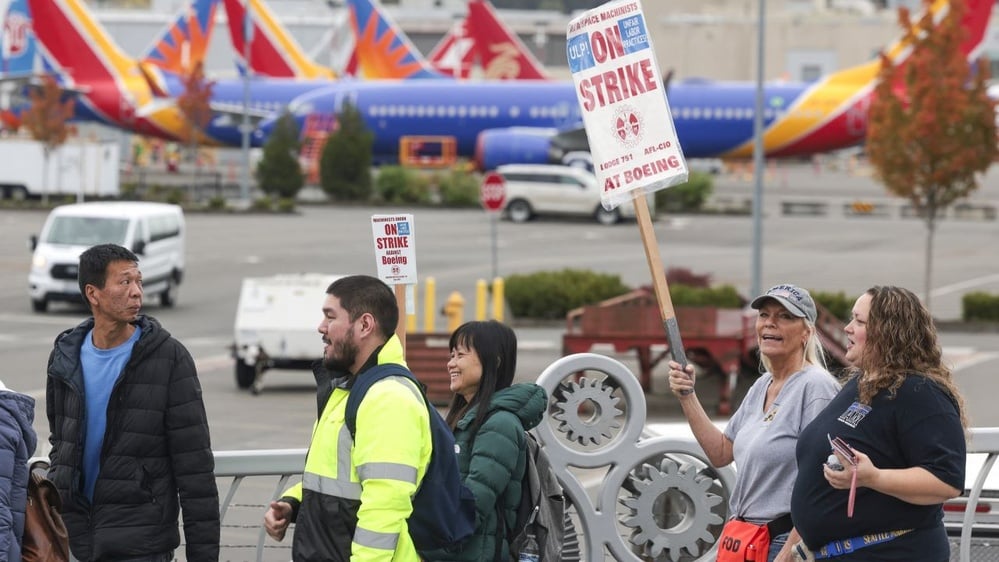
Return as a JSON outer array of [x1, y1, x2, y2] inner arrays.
[[612, 105, 643, 148], [391, 265, 400, 276]]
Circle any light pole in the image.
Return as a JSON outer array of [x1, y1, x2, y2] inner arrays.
[[750, 0, 766, 300], [240, 0, 252, 204]]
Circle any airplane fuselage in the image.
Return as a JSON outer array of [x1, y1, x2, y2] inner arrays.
[[261, 77, 870, 163]]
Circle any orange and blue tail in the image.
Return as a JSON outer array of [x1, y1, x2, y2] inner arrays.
[[347, 0, 446, 80], [466, 0, 548, 80], [223, 0, 335, 80], [140, 0, 219, 75]]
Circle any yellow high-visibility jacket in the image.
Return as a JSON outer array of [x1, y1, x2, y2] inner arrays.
[[281, 335, 431, 562]]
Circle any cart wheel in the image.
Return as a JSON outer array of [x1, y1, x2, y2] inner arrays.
[[235, 361, 255, 389]]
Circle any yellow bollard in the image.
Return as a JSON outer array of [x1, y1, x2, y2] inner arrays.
[[492, 277, 504, 322], [443, 291, 465, 333], [407, 283, 418, 333], [476, 279, 488, 321], [424, 277, 436, 333]]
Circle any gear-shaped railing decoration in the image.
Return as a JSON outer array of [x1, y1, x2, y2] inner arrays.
[[535, 353, 737, 562]]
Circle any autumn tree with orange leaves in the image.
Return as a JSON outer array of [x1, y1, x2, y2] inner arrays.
[[176, 61, 215, 181], [21, 75, 75, 204], [866, 0, 996, 312]]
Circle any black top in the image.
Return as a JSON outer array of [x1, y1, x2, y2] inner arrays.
[[791, 375, 965, 561]]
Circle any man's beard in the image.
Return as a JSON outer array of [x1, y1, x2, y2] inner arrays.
[[323, 327, 359, 372]]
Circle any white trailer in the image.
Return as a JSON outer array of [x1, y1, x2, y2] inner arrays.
[[0, 138, 121, 200], [232, 273, 342, 394]]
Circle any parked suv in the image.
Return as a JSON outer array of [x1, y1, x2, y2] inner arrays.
[[495, 164, 649, 225]]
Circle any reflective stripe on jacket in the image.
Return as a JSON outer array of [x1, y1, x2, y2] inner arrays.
[[285, 335, 432, 562]]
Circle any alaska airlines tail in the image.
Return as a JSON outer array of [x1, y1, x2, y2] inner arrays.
[[223, 0, 335, 80], [428, 20, 474, 79], [727, 0, 992, 158], [347, 0, 447, 80], [1, 0, 42, 76], [466, 0, 548, 80]]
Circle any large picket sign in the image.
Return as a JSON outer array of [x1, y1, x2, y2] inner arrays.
[[566, 0, 688, 210]]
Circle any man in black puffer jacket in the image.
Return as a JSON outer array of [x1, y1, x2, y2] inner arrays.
[[45, 244, 219, 562]]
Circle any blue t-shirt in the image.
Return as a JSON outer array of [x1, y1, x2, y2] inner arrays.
[[80, 326, 141, 501]]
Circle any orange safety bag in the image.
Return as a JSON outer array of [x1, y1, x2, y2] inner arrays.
[[715, 518, 770, 562]]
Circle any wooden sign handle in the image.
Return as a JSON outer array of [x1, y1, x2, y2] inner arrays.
[[631, 191, 690, 386]]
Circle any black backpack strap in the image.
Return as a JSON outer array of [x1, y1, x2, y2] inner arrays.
[[344, 363, 424, 439]]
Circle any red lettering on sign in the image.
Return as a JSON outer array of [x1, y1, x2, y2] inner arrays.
[[376, 236, 410, 250], [578, 59, 657, 111], [621, 156, 682, 184], [590, 26, 624, 64]]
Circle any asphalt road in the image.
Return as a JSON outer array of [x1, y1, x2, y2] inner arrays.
[[2, 166, 998, 456]]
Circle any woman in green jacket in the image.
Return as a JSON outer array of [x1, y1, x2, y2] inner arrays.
[[424, 320, 546, 562]]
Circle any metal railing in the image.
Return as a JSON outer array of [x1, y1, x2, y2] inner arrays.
[[207, 356, 999, 561]]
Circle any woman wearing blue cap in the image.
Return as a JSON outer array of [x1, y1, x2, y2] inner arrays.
[[668, 283, 841, 562]]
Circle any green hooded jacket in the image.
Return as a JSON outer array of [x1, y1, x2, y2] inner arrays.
[[424, 383, 546, 562]]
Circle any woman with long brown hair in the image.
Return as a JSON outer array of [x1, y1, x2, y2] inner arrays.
[[791, 286, 967, 561]]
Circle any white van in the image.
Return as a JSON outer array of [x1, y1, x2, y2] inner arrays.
[[496, 164, 653, 225], [28, 202, 186, 312]]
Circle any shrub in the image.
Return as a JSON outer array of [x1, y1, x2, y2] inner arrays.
[[376, 166, 432, 204], [120, 182, 140, 200], [810, 290, 857, 322], [276, 198, 297, 213], [668, 284, 744, 308], [504, 269, 631, 320], [654, 171, 713, 213], [963, 292, 999, 322], [206, 196, 227, 211], [165, 188, 186, 205], [438, 169, 480, 206], [251, 195, 273, 211]]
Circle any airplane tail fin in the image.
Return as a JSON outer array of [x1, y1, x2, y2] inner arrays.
[[830, 0, 991, 87], [347, 0, 447, 79], [428, 20, 474, 78], [2, 0, 43, 76], [26, 0, 140, 86], [327, 13, 359, 77], [140, 0, 219, 75], [223, 0, 335, 79], [466, 0, 548, 80], [740, 0, 994, 158]]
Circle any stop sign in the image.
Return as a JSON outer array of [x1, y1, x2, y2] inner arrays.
[[480, 172, 506, 212]]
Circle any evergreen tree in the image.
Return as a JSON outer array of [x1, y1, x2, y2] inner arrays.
[[866, 0, 997, 311], [319, 101, 373, 201], [255, 112, 304, 199]]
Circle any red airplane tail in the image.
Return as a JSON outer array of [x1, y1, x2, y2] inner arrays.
[[466, 0, 548, 80]]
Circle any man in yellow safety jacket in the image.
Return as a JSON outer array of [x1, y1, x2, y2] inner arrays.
[[264, 275, 432, 561]]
